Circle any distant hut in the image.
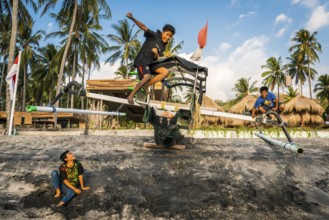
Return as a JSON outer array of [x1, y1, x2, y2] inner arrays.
[[225, 95, 256, 127], [195, 95, 224, 126], [283, 96, 324, 127]]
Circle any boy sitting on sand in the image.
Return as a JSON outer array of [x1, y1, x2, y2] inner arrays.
[[252, 86, 285, 118], [126, 12, 175, 104], [51, 150, 90, 207]]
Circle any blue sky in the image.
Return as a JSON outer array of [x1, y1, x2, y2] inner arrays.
[[34, 0, 329, 101]]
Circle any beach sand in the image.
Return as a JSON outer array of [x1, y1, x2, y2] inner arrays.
[[0, 134, 328, 219]]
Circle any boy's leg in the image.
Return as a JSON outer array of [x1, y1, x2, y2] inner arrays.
[[146, 67, 169, 86], [51, 170, 61, 198], [57, 184, 75, 207], [127, 74, 152, 104]]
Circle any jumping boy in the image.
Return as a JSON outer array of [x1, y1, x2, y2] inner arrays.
[[251, 86, 285, 118], [51, 150, 90, 207], [126, 12, 175, 104]]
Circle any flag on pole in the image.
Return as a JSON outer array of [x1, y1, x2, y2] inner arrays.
[[5, 55, 19, 100], [191, 22, 208, 61]]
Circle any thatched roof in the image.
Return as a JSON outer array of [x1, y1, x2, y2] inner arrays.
[[283, 95, 324, 115], [229, 95, 256, 114], [195, 95, 224, 126], [287, 112, 324, 126], [201, 95, 224, 112]]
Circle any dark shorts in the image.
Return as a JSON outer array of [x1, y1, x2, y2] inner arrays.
[[137, 66, 153, 80], [258, 102, 282, 111]]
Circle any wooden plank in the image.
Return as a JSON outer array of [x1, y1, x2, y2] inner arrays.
[[143, 142, 186, 150], [14, 117, 22, 126], [24, 115, 32, 125]]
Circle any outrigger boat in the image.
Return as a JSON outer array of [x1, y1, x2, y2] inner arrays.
[[26, 55, 303, 155]]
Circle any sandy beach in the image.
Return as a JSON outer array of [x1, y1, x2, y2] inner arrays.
[[0, 134, 328, 219]]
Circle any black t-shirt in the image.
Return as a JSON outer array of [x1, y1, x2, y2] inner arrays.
[[134, 29, 166, 67], [59, 160, 84, 187]]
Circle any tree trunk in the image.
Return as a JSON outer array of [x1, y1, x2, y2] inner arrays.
[[6, 0, 19, 130], [54, 0, 78, 126], [0, 56, 6, 109], [307, 61, 312, 99], [81, 61, 86, 109], [22, 67, 27, 111], [70, 46, 77, 109], [299, 81, 303, 96]]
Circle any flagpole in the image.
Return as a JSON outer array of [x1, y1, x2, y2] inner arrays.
[[8, 51, 22, 136]]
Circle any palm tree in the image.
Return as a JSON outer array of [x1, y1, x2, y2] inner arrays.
[[284, 86, 299, 102], [261, 56, 285, 99], [164, 38, 184, 57], [17, 21, 45, 110], [0, 15, 11, 101], [32, 44, 60, 104], [314, 74, 329, 113], [3, 0, 37, 129], [289, 29, 322, 99], [286, 51, 317, 96], [106, 19, 141, 78], [5, 0, 19, 129], [233, 77, 258, 101], [39, 0, 111, 109]]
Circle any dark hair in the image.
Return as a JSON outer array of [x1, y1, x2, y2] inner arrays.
[[162, 24, 175, 35], [60, 150, 70, 162], [260, 86, 268, 93]]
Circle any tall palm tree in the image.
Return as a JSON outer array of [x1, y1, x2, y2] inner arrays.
[[5, 0, 19, 129], [39, 0, 111, 109], [261, 56, 285, 99], [314, 74, 329, 113], [17, 21, 45, 110], [32, 44, 60, 104], [106, 19, 141, 78], [233, 77, 258, 101], [0, 15, 11, 101], [289, 29, 322, 99], [286, 51, 317, 96], [284, 86, 299, 103], [4, 0, 37, 129]]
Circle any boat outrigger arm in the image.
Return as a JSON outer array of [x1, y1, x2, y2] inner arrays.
[[25, 81, 126, 117]]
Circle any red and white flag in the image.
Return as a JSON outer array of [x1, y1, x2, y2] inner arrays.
[[191, 22, 208, 61], [5, 56, 19, 100]]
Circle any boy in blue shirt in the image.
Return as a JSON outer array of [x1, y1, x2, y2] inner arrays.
[[251, 86, 285, 118]]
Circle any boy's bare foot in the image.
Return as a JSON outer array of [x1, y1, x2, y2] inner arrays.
[[54, 189, 61, 198], [56, 201, 65, 207], [127, 96, 134, 104]]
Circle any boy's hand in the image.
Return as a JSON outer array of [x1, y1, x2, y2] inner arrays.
[[74, 188, 81, 195], [151, 48, 159, 59], [82, 186, 90, 191], [126, 12, 133, 19]]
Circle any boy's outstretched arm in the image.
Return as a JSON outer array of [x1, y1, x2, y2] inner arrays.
[[79, 175, 90, 191], [126, 12, 148, 32]]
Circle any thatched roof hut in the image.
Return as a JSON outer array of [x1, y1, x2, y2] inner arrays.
[[283, 96, 324, 126], [224, 95, 256, 127], [229, 95, 256, 114], [195, 95, 224, 126]]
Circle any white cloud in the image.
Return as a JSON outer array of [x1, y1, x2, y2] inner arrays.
[[219, 43, 232, 52], [306, 5, 329, 31], [195, 36, 269, 101], [229, 0, 240, 7], [47, 23, 53, 33], [239, 11, 256, 19], [275, 28, 288, 37], [90, 61, 120, 80], [274, 13, 292, 24], [291, 0, 319, 8]]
